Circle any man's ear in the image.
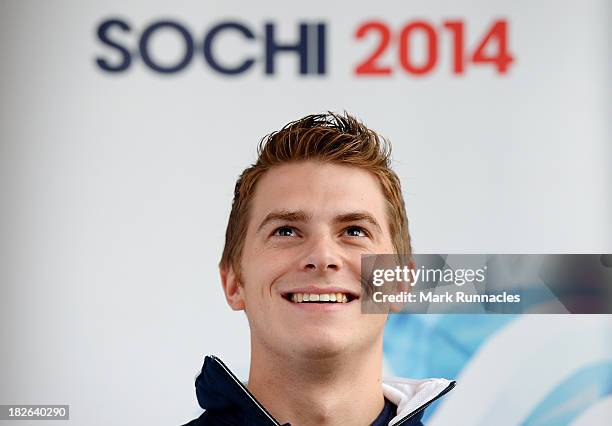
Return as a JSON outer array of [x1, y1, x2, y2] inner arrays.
[[389, 257, 416, 313], [220, 265, 246, 311]]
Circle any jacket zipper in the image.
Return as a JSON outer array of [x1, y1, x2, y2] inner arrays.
[[209, 355, 282, 426], [211, 355, 455, 426], [394, 381, 456, 425]]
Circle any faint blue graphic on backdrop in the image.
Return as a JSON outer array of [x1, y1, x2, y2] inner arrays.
[[383, 315, 612, 424]]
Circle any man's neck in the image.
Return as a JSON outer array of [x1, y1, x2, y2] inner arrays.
[[247, 339, 386, 426]]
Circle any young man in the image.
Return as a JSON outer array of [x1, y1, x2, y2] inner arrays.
[[184, 113, 455, 426]]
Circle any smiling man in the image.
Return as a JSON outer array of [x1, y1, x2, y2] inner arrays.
[[183, 113, 454, 426]]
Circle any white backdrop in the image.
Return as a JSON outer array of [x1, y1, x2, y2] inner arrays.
[[1, 1, 610, 425]]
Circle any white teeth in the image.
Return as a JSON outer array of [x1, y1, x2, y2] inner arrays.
[[288, 292, 352, 303]]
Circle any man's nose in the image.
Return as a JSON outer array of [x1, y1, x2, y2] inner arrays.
[[299, 234, 343, 272]]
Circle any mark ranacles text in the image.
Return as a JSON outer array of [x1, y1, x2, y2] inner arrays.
[[369, 266, 521, 305]]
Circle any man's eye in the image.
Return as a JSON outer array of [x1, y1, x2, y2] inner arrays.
[[273, 226, 296, 237], [345, 227, 368, 237]]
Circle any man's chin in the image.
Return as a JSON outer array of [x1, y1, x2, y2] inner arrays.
[[290, 333, 356, 360]]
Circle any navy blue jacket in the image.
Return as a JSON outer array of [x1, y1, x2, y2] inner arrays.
[[182, 356, 455, 426]]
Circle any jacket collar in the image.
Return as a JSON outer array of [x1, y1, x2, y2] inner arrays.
[[196, 355, 455, 426], [382, 377, 455, 424]]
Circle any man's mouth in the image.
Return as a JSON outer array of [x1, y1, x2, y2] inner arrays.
[[282, 292, 357, 304]]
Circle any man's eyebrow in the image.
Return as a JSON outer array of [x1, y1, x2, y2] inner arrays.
[[256, 210, 383, 234], [257, 210, 312, 232], [333, 212, 383, 233]]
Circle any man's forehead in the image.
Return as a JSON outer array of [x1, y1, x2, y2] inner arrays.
[[247, 162, 390, 231], [259, 161, 383, 190]]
